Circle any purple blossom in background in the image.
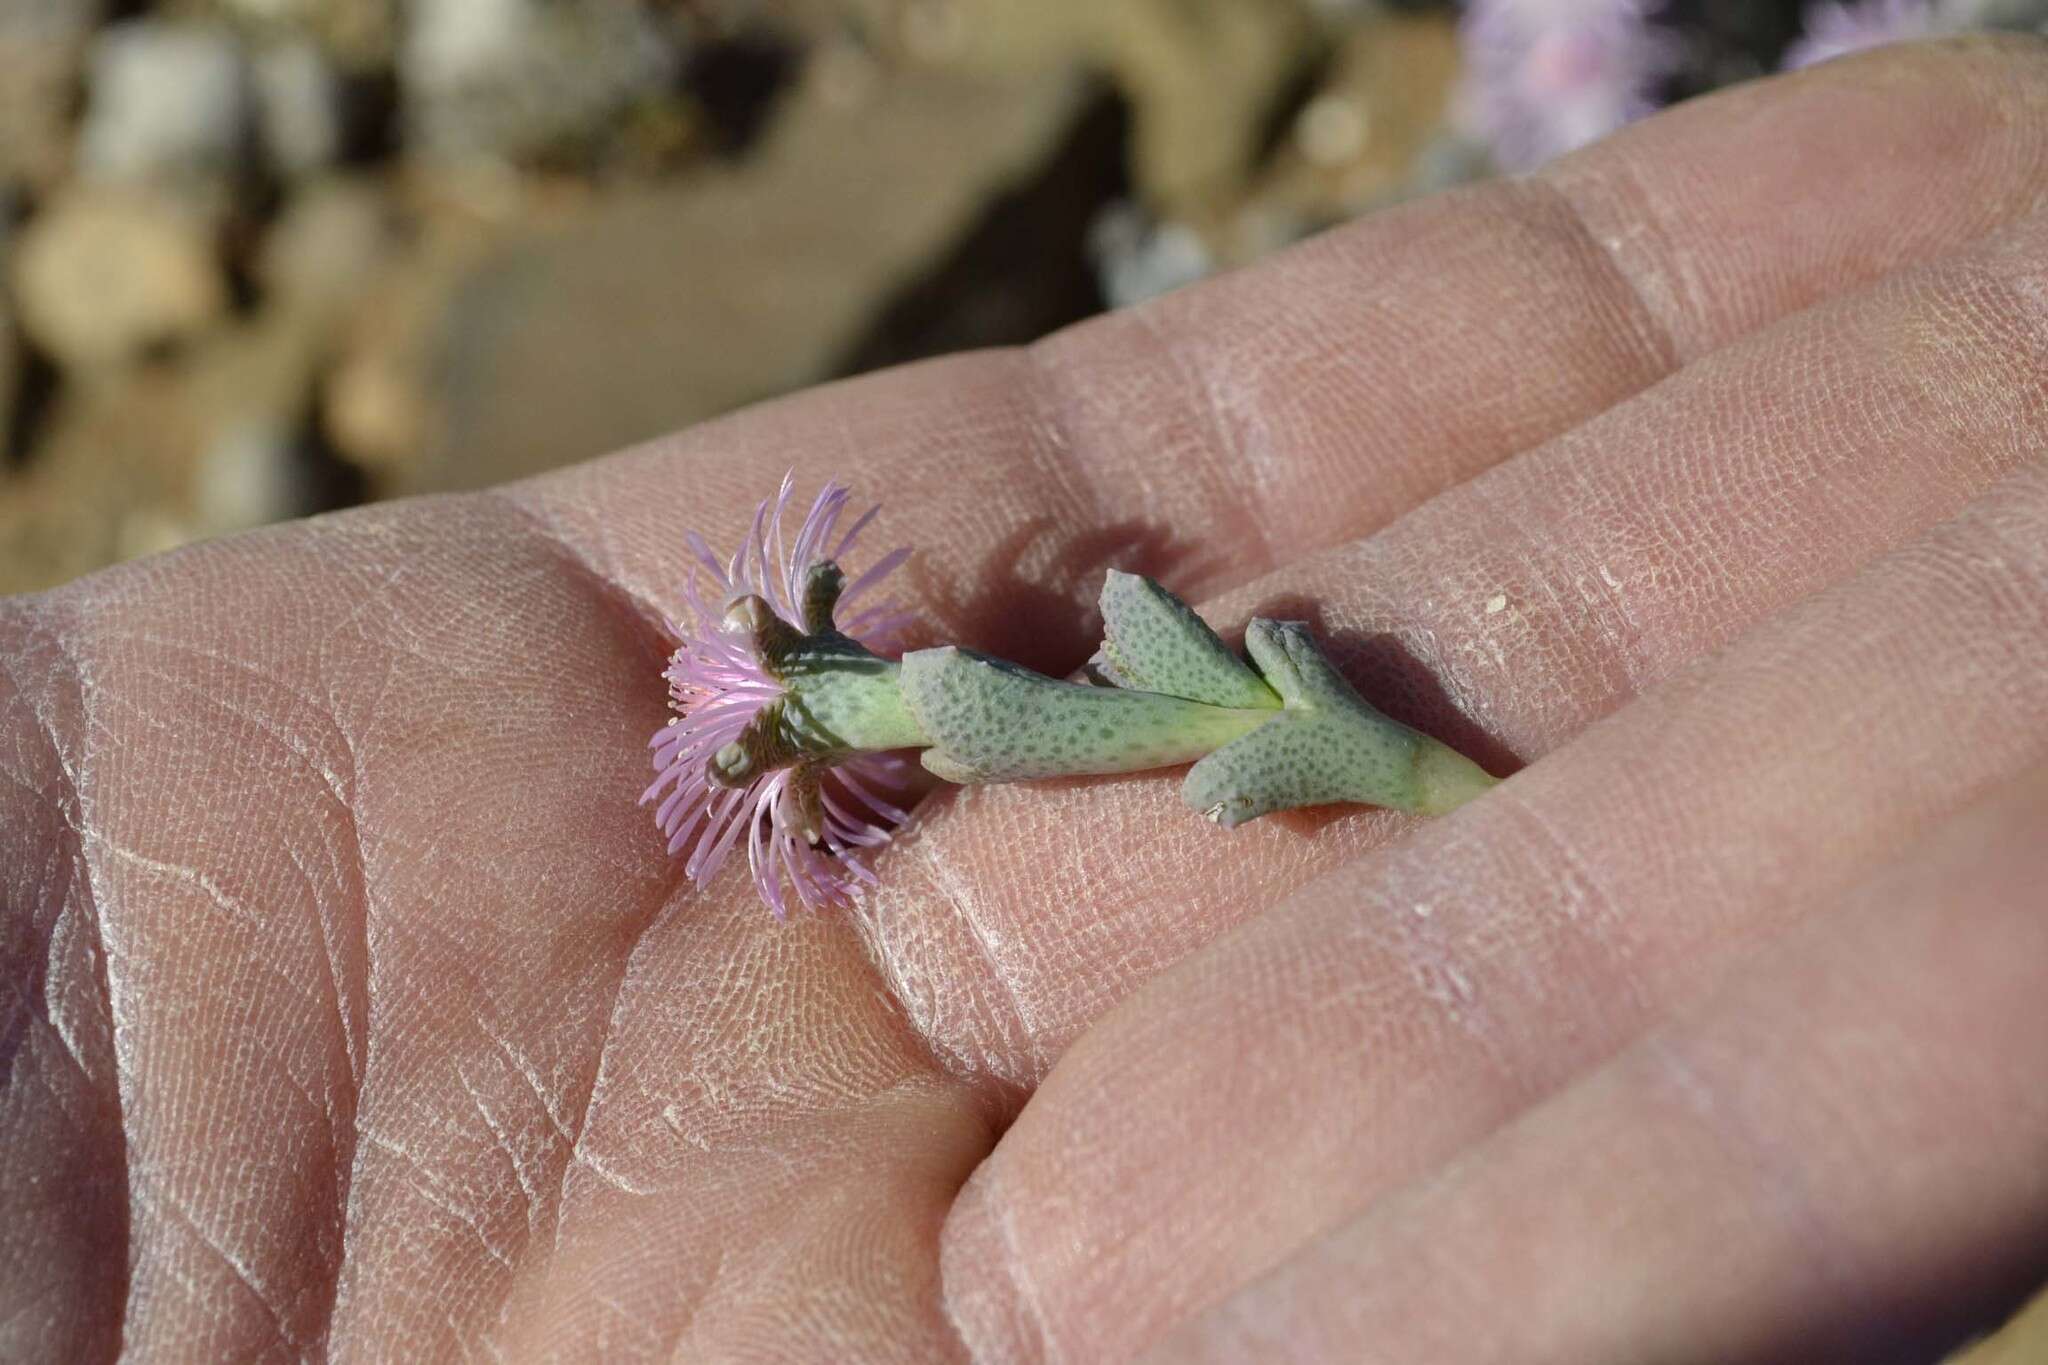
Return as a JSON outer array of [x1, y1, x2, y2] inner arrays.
[[1458, 0, 1679, 172], [641, 475, 915, 917], [1783, 0, 1940, 68]]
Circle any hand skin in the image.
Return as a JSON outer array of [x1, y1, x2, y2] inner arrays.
[[5, 37, 2048, 1364]]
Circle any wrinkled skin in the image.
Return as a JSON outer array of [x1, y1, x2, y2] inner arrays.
[[7, 38, 2048, 1364]]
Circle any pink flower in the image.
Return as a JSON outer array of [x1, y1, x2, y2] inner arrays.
[[641, 474, 916, 917], [1459, 0, 1680, 172], [1783, 0, 1937, 69]]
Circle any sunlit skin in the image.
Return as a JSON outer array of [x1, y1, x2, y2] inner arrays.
[[5, 38, 2048, 1362]]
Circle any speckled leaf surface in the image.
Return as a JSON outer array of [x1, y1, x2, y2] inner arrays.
[[1096, 570, 1279, 709], [1181, 618, 1434, 826], [898, 646, 1269, 782], [1181, 711, 1429, 827]]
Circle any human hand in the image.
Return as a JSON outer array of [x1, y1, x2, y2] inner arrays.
[[5, 37, 2047, 1363]]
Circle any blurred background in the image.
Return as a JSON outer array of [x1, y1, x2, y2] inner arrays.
[[1, 0, 2043, 595]]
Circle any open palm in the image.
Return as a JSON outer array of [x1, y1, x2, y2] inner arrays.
[[7, 39, 2048, 1363]]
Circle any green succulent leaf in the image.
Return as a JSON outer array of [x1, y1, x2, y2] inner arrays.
[[780, 643, 927, 755], [1095, 570, 1281, 709], [1181, 619, 1497, 826], [898, 646, 1270, 782]]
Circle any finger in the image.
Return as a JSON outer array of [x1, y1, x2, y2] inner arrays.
[[1159, 761, 2048, 1365], [937, 463, 2048, 1361], [865, 202, 2048, 1091], [514, 38, 2048, 670]]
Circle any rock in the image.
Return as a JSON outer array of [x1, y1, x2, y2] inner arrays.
[[259, 177, 394, 319], [1089, 203, 1213, 309], [0, 0, 97, 191], [0, 371, 205, 594], [254, 38, 342, 177], [390, 60, 1089, 492], [325, 251, 457, 475], [10, 188, 231, 373], [194, 0, 402, 69], [0, 211, 16, 448], [1089, 12, 1463, 302], [193, 415, 302, 534], [676, 0, 1324, 212], [211, 0, 316, 18], [187, 293, 338, 538], [0, 295, 332, 593], [320, 173, 521, 478], [0, 304, 19, 460], [1225, 14, 1464, 254], [77, 21, 253, 189], [1295, 91, 1373, 169], [401, 0, 681, 164], [925, 0, 1315, 213]]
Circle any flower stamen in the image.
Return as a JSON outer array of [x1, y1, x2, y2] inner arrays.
[[640, 475, 915, 917]]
